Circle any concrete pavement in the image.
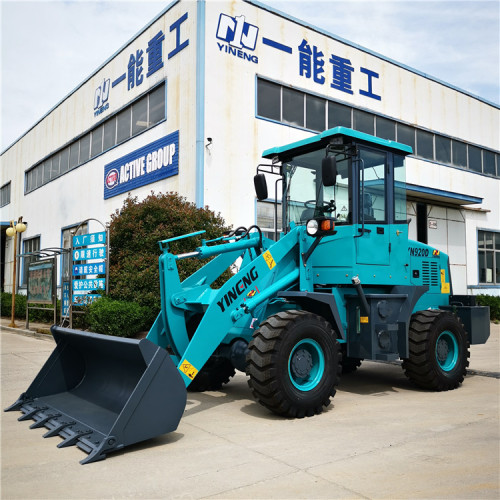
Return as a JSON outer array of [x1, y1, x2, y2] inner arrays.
[[1, 322, 499, 499]]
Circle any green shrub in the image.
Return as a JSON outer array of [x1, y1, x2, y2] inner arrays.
[[1, 292, 63, 323], [1, 292, 27, 319], [86, 297, 149, 338], [476, 294, 500, 321], [108, 192, 232, 327]]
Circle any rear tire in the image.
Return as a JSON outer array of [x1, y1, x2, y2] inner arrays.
[[246, 310, 341, 418], [402, 310, 470, 391]]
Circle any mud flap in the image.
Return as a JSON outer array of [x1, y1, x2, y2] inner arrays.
[[5, 326, 187, 464]]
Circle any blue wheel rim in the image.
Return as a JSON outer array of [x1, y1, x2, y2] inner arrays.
[[288, 339, 325, 391], [435, 330, 459, 372]]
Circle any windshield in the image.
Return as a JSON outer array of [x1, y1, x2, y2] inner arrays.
[[283, 149, 350, 228]]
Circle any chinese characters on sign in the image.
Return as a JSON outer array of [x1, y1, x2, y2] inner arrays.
[[95, 12, 189, 116], [214, 12, 382, 102], [28, 262, 54, 304], [112, 13, 189, 92], [71, 231, 108, 307], [298, 39, 381, 101]]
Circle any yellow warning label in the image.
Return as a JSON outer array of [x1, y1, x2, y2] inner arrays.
[[263, 250, 276, 270], [179, 359, 198, 380], [440, 269, 450, 293], [360, 316, 369, 324]]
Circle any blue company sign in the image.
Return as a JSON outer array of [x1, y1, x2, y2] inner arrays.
[[215, 12, 381, 101], [73, 231, 106, 248], [62, 282, 70, 316], [104, 131, 179, 199], [73, 263, 106, 276], [73, 278, 105, 292], [73, 294, 101, 306], [73, 247, 106, 261]]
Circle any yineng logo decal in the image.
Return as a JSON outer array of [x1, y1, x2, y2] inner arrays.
[[216, 13, 259, 64], [94, 78, 110, 117]]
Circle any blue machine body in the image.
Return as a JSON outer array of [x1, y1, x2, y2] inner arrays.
[[7, 127, 489, 464], [146, 127, 486, 385]]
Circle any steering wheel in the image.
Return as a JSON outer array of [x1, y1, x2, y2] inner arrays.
[[304, 199, 336, 213]]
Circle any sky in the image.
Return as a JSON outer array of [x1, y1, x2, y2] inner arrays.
[[1, 0, 499, 151]]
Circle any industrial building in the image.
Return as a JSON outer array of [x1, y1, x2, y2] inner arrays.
[[1, 0, 499, 300]]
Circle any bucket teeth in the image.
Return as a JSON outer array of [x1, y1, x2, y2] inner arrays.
[[43, 420, 76, 438], [18, 404, 48, 421], [29, 411, 62, 429], [5, 327, 187, 464], [57, 428, 94, 448]]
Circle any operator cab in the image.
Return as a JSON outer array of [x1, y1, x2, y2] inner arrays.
[[255, 127, 411, 237]]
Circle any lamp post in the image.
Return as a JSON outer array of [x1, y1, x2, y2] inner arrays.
[[6, 217, 27, 328]]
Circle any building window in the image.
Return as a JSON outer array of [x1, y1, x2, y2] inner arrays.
[[22, 236, 40, 286], [255, 78, 499, 180], [132, 95, 148, 135], [435, 135, 451, 164], [376, 116, 396, 141], [149, 84, 166, 124], [478, 230, 500, 285], [80, 133, 91, 163], [482, 150, 497, 176], [103, 118, 116, 151], [452, 140, 467, 168], [257, 79, 281, 121], [91, 125, 103, 158], [353, 109, 374, 135], [24, 82, 166, 194], [306, 94, 325, 132], [116, 107, 132, 144], [416, 129, 434, 160], [468, 145, 482, 173], [396, 123, 415, 152], [0, 182, 11, 207], [328, 101, 351, 128], [282, 87, 304, 127]]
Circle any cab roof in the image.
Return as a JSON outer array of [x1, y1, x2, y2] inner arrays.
[[262, 126, 413, 159]]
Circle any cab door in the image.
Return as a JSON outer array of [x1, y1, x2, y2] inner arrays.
[[355, 148, 390, 265]]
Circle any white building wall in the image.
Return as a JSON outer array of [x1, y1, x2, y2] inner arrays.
[[1, 0, 499, 296], [1, 0, 199, 291]]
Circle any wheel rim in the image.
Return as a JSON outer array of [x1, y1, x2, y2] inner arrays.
[[435, 330, 459, 371], [288, 339, 325, 391]]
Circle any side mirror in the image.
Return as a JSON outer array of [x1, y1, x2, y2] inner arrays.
[[322, 156, 337, 186], [254, 174, 268, 201]]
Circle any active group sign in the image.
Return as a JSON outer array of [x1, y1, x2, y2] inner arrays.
[[104, 131, 179, 199]]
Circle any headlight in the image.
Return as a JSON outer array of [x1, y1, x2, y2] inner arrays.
[[306, 219, 319, 236]]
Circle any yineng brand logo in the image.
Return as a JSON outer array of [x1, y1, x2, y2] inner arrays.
[[217, 266, 259, 313], [216, 13, 259, 64], [94, 78, 110, 117]]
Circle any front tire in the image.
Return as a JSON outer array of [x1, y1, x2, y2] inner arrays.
[[188, 357, 235, 392], [246, 310, 341, 418], [402, 310, 470, 391]]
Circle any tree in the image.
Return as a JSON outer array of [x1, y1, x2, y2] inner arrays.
[[108, 192, 231, 325]]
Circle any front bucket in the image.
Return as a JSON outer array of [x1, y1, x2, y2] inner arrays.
[[5, 326, 187, 464]]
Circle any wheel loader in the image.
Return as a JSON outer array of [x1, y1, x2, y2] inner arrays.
[[6, 127, 490, 464]]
